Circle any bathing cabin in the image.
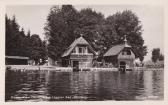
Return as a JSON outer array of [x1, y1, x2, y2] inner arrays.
[[62, 36, 96, 70], [5, 56, 29, 65], [103, 35, 135, 71]]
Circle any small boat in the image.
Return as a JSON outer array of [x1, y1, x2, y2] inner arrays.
[[119, 68, 126, 72], [119, 68, 133, 72], [119, 65, 132, 72], [125, 65, 133, 71], [126, 68, 132, 71], [81, 68, 91, 71]]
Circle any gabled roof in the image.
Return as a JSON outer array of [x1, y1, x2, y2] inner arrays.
[[104, 43, 135, 57], [104, 44, 125, 57], [104, 35, 133, 57], [62, 36, 95, 57]]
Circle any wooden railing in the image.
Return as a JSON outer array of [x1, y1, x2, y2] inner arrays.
[[70, 53, 94, 60]]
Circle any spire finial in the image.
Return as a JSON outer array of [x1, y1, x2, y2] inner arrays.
[[80, 33, 83, 37], [123, 34, 131, 47], [124, 35, 127, 43]]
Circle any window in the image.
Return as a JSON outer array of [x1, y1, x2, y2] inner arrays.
[[122, 51, 127, 55], [127, 50, 131, 55], [79, 47, 85, 53], [79, 47, 83, 53], [122, 51, 124, 55], [122, 49, 131, 55]]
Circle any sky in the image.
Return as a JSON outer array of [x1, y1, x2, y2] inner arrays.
[[6, 5, 164, 61]]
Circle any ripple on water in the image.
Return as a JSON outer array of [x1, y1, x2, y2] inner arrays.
[[5, 70, 164, 101]]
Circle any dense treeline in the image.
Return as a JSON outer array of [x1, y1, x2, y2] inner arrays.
[[5, 5, 148, 64], [5, 15, 46, 64], [151, 48, 164, 63], [44, 5, 147, 61]]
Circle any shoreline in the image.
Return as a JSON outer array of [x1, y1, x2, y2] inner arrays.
[[5, 65, 164, 71]]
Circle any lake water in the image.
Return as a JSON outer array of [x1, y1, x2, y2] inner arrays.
[[5, 69, 164, 101]]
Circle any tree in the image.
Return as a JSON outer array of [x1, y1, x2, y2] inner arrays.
[[6, 15, 46, 64], [6, 15, 30, 57], [44, 5, 80, 60], [6, 15, 21, 56], [44, 6, 106, 60], [105, 10, 147, 60], [159, 53, 164, 61], [44, 6, 147, 61], [27, 29, 31, 38], [152, 48, 160, 63], [77, 8, 105, 46], [19, 28, 27, 56], [29, 34, 46, 64], [22, 30, 31, 57], [5, 15, 12, 55]]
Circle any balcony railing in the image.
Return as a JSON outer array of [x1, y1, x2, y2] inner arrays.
[[118, 55, 135, 60], [70, 53, 94, 60]]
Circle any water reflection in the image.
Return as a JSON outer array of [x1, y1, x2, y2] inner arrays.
[[5, 70, 164, 101]]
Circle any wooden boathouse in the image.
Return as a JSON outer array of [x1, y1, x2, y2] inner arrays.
[[103, 35, 135, 70], [5, 56, 29, 65], [62, 36, 96, 69]]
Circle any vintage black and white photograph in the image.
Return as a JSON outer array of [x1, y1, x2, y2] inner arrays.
[[5, 4, 164, 101]]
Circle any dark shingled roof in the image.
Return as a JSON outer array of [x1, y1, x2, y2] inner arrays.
[[104, 35, 134, 57], [104, 44, 125, 57], [104, 43, 133, 57], [62, 36, 95, 57]]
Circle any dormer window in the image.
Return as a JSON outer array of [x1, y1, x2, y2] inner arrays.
[[78, 47, 85, 54], [127, 50, 131, 55], [122, 49, 131, 55]]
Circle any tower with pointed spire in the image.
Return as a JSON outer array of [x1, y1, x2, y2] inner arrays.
[[124, 35, 131, 48], [124, 35, 127, 43], [80, 33, 83, 37]]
